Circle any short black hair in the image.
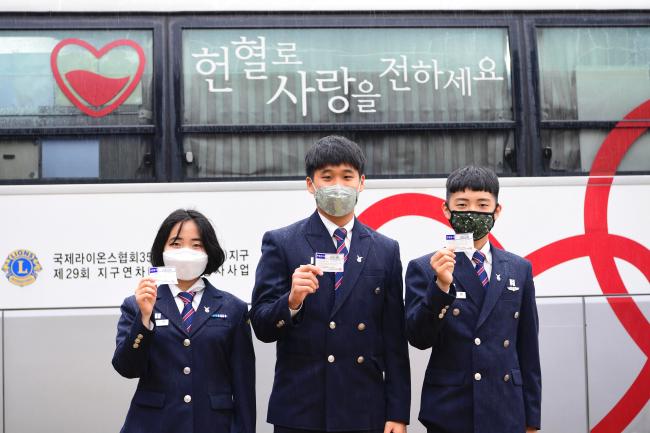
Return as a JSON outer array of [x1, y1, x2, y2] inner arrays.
[[446, 166, 500, 201], [305, 135, 366, 179], [150, 209, 225, 275]]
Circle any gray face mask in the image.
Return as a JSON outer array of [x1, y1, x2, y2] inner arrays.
[[313, 183, 360, 217]]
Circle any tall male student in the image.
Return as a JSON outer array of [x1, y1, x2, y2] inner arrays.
[[251, 135, 410, 433]]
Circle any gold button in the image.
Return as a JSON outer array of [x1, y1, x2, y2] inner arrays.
[[474, 372, 482, 381], [514, 311, 520, 319], [329, 321, 336, 330], [327, 355, 335, 363], [504, 374, 511, 382], [445, 305, 450, 309], [474, 338, 481, 346], [357, 323, 366, 331], [441, 308, 447, 314], [374, 287, 381, 294], [183, 367, 191, 375], [183, 339, 191, 347], [503, 339, 510, 348], [132, 343, 139, 349], [183, 395, 192, 403], [135, 338, 141, 344], [357, 356, 365, 364], [438, 313, 444, 319], [452, 308, 460, 316], [137, 334, 144, 339], [276, 320, 285, 328]]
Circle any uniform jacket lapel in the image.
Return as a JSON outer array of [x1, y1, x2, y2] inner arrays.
[[304, 211, 337, 257], [452, 254, 486, 308], [330, 219, 372, 318], [476, 246, 509, 329], [191, 279, 224, 335], [304, 211, 338, 314], [154, 284, 185, 333]]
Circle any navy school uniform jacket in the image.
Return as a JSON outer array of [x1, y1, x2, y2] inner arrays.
[[112, 278, 256, 433], [405, 247, 541, 433], [250, 211, 411, 431]]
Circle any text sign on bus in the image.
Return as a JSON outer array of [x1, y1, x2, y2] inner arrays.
[[182, 28, 513, 124]]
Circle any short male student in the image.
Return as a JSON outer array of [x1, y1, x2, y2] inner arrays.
[[405, 166, 541, 433], [250, 135, 410, 433]]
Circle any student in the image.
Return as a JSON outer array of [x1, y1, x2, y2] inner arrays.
[[405, 166, 541, 433], [250, 135, 410, 433], [112, 209, 255, 433]]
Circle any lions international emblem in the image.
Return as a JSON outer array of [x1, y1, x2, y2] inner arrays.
[[2, 249, 43, 287]]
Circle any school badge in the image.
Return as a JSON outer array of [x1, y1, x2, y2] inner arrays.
[[2, 249, 43, 287]]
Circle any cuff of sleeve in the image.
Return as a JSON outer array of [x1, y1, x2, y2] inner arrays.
[[289, 303, 302, 318], [425, 278, 456, 310]]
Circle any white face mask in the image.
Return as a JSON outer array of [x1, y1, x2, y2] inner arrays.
[[163, 248, 208, 281]]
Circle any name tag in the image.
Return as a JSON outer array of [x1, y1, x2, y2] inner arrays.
[[456, 291, 467, 299], [314, 252, 345, 273], [155, 319, 169, 327]]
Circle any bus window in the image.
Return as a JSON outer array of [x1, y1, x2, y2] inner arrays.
[[0, 29, 156, 181], [181, 27, 514, 179], [0, 136, 153, 180], [183, 131, 514, 180], [537, 27, 650, 173]]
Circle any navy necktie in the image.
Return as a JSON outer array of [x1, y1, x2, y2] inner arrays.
[[472, 250, 489, 289], [178, 291, 195, 332], [333, 227, 349, 298]]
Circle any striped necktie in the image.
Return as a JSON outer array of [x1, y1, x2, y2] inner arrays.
[[472, 250, 489, 289], [333, 227, 349, 297], [178, 291, 195, 332]]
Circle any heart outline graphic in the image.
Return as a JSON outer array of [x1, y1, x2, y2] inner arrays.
[[50, 38, 146, 118]]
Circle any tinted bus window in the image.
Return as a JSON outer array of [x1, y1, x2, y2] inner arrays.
[[0, 30, 155, 181], [181, 27, 514, 179], [537, 27, 650, 174]]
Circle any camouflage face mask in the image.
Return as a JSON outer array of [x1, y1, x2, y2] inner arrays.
[[448, 209, 496, 241]]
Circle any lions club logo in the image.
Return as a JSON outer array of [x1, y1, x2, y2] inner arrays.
[[2, 249, 43, 287]]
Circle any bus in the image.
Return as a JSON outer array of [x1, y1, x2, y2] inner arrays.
[[0, 1, 648, 432]]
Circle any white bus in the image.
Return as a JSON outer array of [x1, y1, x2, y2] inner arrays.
[[0, 1, 648, 432]]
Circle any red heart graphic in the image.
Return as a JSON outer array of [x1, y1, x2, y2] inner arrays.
[[50, 38, 146, 118]]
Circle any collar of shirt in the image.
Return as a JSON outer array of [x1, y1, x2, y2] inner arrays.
[[317, 210, 354, 248], [169, 278, 206, 298], [464, 241, 492, 268]]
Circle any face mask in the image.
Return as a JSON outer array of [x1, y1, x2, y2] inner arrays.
[[447, 207, 497, 241], [163, 248, 208, 281], [313, 183, 360, 217]]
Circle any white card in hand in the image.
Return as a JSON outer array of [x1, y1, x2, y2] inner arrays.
[[314, 253, 345, 273], [148, 266, 178, 285], [445, 233, 474, 252]]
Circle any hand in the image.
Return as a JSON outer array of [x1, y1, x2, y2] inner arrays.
[[288, 264, 323, 310], [430, 248, 456, 293], [135, 277, 157, 327], [384, 421, 406, 433]]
